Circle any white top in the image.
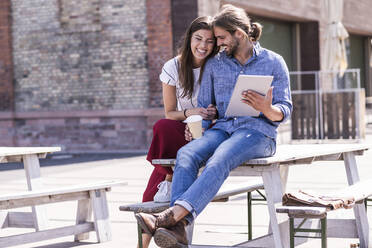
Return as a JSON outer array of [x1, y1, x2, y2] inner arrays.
[[159, 57, 200, 111]]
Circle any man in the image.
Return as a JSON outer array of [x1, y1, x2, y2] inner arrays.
[[135, 4, 292, 248]]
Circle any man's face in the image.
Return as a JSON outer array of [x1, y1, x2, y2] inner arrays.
[[214, 26, 239, 56]]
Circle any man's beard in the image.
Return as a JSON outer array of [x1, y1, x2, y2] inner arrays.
[[225, 38, 239, 57]]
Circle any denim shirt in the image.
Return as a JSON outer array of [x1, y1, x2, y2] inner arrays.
[[198, 42, 292, 139]]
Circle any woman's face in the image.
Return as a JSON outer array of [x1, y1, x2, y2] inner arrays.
[[190, 29, 215, 67]]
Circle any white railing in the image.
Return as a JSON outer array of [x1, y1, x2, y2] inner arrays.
[[289, 69, 363, 140]]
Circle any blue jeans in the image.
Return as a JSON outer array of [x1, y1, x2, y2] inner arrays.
[[170, 128, 276, 223]]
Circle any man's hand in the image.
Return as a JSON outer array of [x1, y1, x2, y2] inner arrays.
[[241, 87, 273, 113], [206, 104, 217, 120], [241, 86, 283, 121]]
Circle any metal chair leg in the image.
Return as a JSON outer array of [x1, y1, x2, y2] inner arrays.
[[137, 223, 143, 248], [247, 192, 252, 240], [321, 218, 327, 248], [289, 217, 295, 248]]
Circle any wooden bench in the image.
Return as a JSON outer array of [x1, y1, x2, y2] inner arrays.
[[276, 179, 372, 248], [0, 180, 126, 247], [120, 179, 265, 248]]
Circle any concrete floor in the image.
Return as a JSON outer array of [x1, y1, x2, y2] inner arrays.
[[1, 137, 372, 247]]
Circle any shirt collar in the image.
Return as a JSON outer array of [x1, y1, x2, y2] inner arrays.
[[253, 41, 263, 56], [220, 42, 263, 66]]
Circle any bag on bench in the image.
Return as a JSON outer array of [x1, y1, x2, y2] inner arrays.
[[282, 190, 354, 210]]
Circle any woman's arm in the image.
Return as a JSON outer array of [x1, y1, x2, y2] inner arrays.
[[162, 83, 216, 121], [162, 83, 185, 120]]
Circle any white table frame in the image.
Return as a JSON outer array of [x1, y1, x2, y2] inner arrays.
[[156, 143, 370, 248], [0, 147, 61, 231], [232, 144, 370, 248]]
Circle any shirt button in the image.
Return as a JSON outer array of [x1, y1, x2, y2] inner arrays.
[[240, 70, 243, 74], [234, 117, 237, 120]]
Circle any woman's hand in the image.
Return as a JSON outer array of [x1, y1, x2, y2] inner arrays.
[[185, 125, 193, 141], [187, 105, 217, 120], [186, 108, 209, 119], [185, 125, 205, 141]]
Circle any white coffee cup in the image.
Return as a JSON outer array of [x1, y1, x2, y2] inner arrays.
[[184, 115, 203, 139]]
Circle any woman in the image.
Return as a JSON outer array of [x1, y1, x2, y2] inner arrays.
[[140, 16, 218, 248]]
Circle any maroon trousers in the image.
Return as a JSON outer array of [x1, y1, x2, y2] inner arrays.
[[142, 119, 188, 202]]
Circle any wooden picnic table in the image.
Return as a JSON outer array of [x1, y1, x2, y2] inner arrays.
[[0, 147, 61, 231], [0, 147, 126, 247], [155, 143, 371, 248]]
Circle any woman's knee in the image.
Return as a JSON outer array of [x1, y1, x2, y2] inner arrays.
[[153, 119, 176, 133]]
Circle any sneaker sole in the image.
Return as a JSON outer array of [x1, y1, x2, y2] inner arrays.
[[154, 228, 188, 248], [135, 213, 154, 235]]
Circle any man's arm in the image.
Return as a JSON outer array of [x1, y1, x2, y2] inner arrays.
[[241, 56, 292, 122], [270, 55, 292, 123]]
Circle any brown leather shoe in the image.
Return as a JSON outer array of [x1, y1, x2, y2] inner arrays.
[[135, 208, 177, 235], [153, 219, 188, 248]]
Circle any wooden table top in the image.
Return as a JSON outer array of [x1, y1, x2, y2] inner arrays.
[[153, 143, 370, 166], [0, 147, 61, 163]]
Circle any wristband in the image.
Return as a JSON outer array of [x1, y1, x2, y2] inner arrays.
[[184, 109, 188, 118]]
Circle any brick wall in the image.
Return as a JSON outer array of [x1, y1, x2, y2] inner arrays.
[[0, 0, 166, 151], [0, 109, 162, 151], [14, 114, 147, 151], [0, 0, 14, 111], [11, 0, 149, 112]]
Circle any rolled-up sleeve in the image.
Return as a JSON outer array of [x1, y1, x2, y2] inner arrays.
[[198, 60, 215, 129], [271, 55, 292, 124]]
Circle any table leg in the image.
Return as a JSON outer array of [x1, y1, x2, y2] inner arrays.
[[90, 189, 112, 242], [23, 154, 48, 231], [266, 165, 289, 234], [262, 166, 290, 248], [280, 165, 289, 193], [75, 198, 92, 241], [0, 211, 8, 228], [343, 152, 369, 248]]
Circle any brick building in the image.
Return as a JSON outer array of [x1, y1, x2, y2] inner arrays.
[[0, 0, 371, 152]]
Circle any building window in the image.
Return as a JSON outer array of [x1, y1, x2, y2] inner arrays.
[[59, 0, 101, 33]]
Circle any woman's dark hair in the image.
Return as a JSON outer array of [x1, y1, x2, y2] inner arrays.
[[213, 4, 262, 42], [178, 16, 218, 99]]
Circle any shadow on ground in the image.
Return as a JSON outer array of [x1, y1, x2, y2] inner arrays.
[[28, 241, 97, 248], [0, 153, 146, 171]]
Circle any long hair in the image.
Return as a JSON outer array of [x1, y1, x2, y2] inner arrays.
[[213, 4, 262, 42], [178, 16, 218, 99]]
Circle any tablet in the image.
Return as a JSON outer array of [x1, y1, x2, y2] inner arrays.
[[225, 75, 273, 117]]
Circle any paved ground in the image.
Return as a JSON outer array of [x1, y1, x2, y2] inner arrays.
[[1, 132, 372, 247]]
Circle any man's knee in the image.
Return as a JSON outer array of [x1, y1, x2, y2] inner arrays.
[[176, 143, 204, 170], [205, 160, 231, 181], [176, 144, 195, 163]]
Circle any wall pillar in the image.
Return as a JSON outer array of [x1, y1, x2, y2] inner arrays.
[[146, 0, 173, 108], [0, 0, 14, 111]]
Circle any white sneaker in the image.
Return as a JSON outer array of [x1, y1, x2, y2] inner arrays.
[[153, 180, 172, 203]]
